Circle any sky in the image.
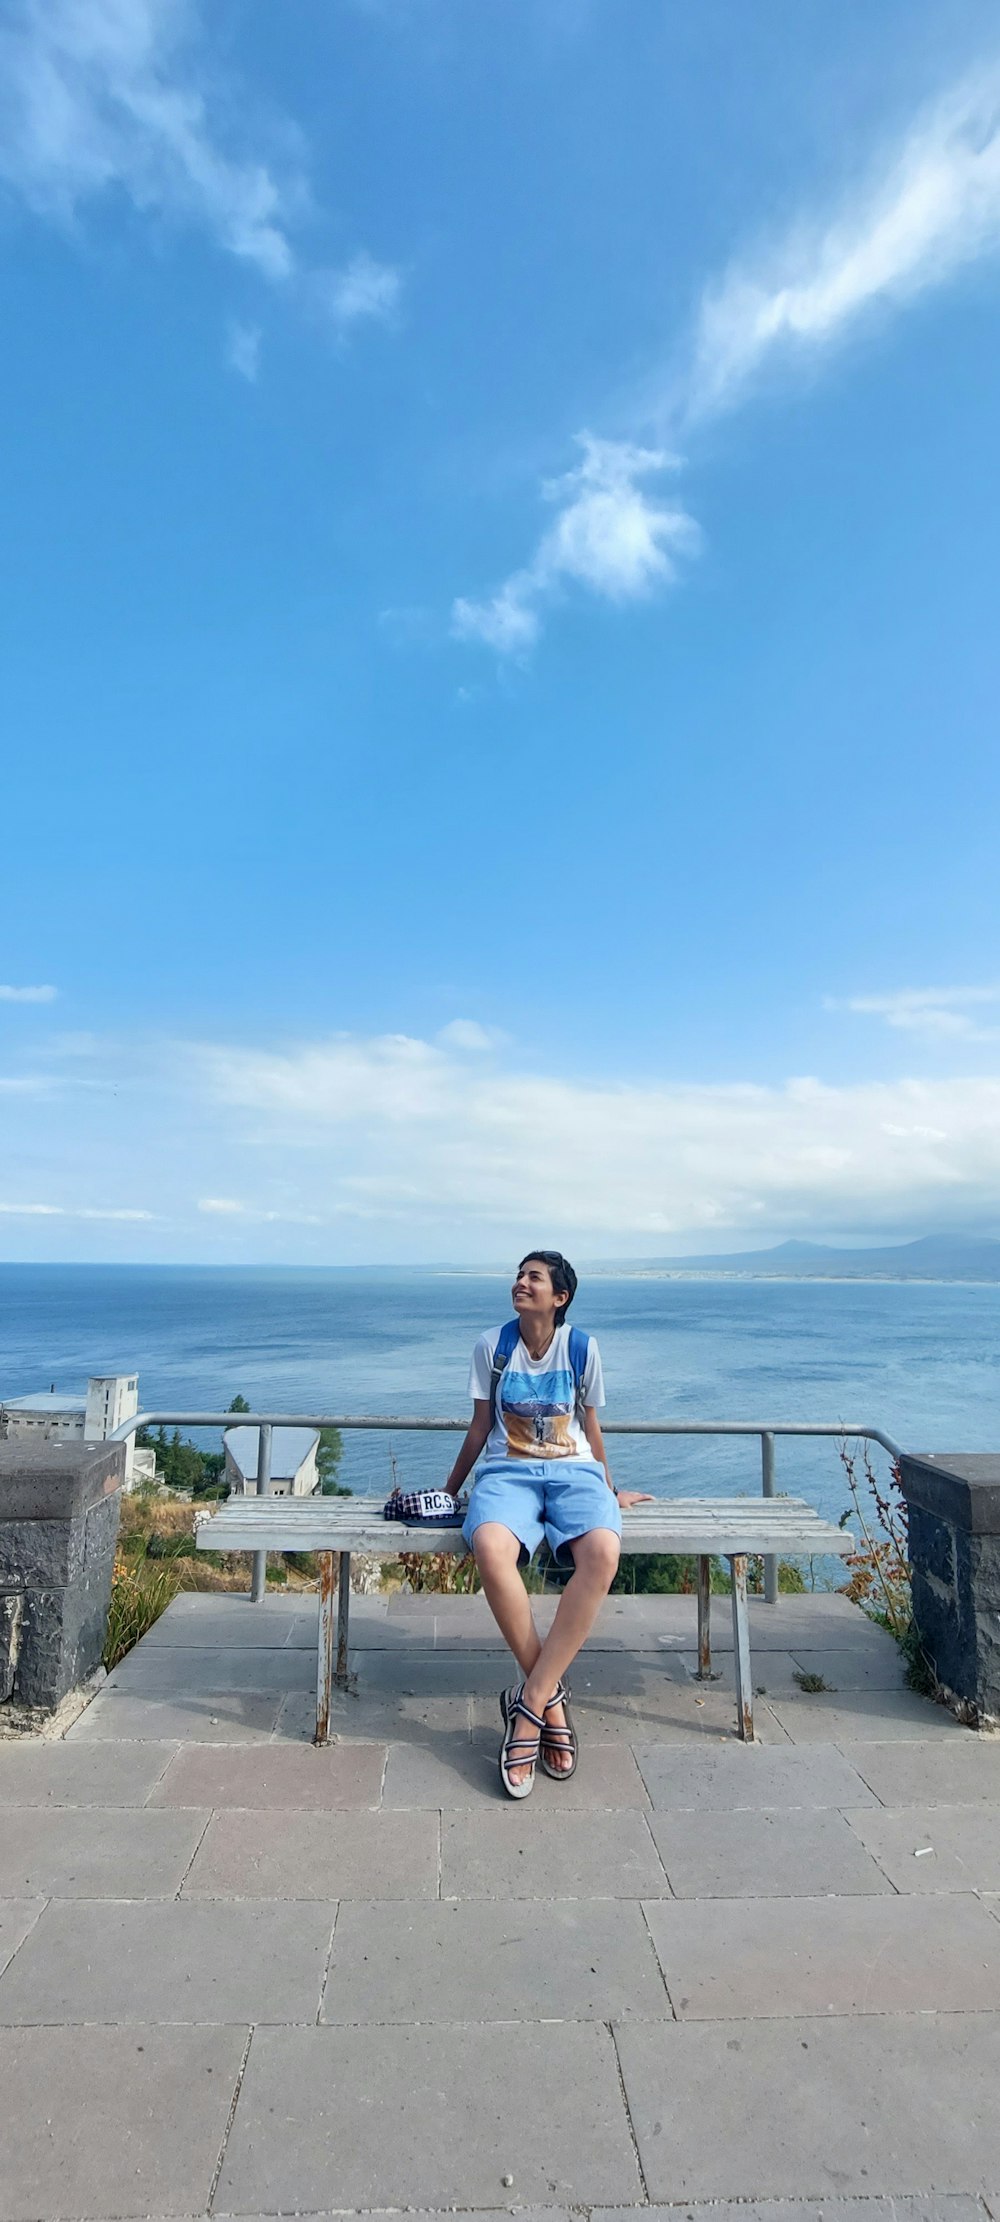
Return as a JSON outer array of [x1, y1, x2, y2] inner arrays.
[[2, 0, 1000, 1265]]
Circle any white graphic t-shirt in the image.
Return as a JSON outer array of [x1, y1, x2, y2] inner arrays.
[[469, 1324, 605, 1464]]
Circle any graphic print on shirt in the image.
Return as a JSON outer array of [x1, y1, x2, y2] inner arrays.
[[500, 1366, 578, 1459]]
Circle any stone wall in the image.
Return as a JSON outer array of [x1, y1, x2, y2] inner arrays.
[[899, 1451, 1000, 1730], [0, 1438, 125, 1718]]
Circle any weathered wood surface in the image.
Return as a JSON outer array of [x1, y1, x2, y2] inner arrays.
[[197, 1493, 854, 1559]]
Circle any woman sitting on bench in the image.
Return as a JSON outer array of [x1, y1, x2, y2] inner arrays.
[[444, 1250, 651, 1799]]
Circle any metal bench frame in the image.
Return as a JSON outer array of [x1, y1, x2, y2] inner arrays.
[[195, 1493, 855, 1743]]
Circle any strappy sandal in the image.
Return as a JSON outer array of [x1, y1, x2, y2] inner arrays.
[[540, 1680, 578, 1781], [499, 1683, 545, 1800]]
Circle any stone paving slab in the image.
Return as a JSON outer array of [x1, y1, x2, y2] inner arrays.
[[216, 2021, 642, 2211], [673, 1649, 802, 1693], [0, 1740, 177, 1805], [0, 2021, 247, 2220], [590, 2200, 990, 2222], [67, 1689, 286, 1741], [148, 1740, 386, 1810], [649, 1805, 894, 1897], [0, 1898, 45, 1979], [0, 1898, 337, 2024], [440, 1808, 669, 1897], [475, 1685, 789, 1745], [106, 1645, 314, 1695], [289, 1610, 437, 1651], [183, 1807, 438, 1899], [766, 1689, 968, 1743], [846, 1740, 1000, 1807], [614, 2011, 1000, 2200], [350, 1651, 529, 1697], [322, 1896, 671, 2022], [0, 1805, 209, 1898], [846, 1804, 1000, 1892], [382, 1733, 651, 1809], [277, 1690, 473, 1742], [140, 1601, 309, 1648], [641, 1892, 1000, 2017], [633, 1741, 879, 1810], [788, 1645, 908, 1690]]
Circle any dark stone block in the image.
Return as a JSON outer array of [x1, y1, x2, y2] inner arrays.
[[901, 1452, 1000, 1534], [901, 1453, 1000, 1725], [0, 1441, 124, 1716], [906, 1502, 955, 1590]]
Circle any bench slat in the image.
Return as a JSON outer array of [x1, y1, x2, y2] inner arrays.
[[196, 1494, 854, 1558]]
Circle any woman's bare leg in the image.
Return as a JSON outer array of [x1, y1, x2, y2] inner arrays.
[[473, 1522, 545, 1787], [520, 1528, 620, 1763]]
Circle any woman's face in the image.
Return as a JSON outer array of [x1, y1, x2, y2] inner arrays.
[[511, 1258, 565, 1324]]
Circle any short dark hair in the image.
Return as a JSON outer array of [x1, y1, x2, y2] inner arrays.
[[517, 1250, 578, 1317]]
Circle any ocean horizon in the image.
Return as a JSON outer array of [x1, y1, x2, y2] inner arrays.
[[2, 1263, 998, 1527]]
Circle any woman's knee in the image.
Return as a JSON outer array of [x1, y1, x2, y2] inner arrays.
[[472, 1522, 522, 1578], [571, 1527, 621, 1587]]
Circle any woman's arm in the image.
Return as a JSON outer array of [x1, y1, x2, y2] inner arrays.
[[445, 1400, 492, 1497], [583, 1407, 653, 1510]]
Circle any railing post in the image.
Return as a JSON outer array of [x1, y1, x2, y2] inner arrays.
[[760, 1429, 778, 1604], [250, 1422, 273, 1604]]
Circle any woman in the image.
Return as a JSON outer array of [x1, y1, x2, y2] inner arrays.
[[444, 1249, 651, 1798]]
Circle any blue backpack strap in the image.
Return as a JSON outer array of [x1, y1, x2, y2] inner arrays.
[[567, 1325, 590, 1417], [489, 1319, 522, 1427]]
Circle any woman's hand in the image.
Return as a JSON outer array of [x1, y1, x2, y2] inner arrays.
[[616, 1490, 654, 1509]]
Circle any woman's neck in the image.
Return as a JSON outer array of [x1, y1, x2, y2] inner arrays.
[[519, 1316, 560, 1360]]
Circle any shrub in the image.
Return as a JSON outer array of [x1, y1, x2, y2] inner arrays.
[[103, 1555, 181, 1670]]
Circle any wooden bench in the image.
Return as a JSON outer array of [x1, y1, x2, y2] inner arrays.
[[196, 1495, 855, 1744]]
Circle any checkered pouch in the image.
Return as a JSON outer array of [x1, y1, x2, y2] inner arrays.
[[382, 1487, 465, 1525]]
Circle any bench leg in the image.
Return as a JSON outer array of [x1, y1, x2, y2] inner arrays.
[[728, 1553, 754, 1742], [316, 1552, 337, 1746], [336, 1550, 352, 1691], [697, 1555, 712, 1678]]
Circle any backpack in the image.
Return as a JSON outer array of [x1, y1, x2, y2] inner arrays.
[[488, 1318, 591, 1430]]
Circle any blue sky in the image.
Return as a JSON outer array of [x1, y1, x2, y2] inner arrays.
[[2, 0, 1000, 1263]]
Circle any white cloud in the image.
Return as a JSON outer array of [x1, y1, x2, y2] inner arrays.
[[0, 0, 402, 347], [0, 1202, 153, 1219], [0, 0, 296, 278], [225, 321, 261, 382], [197, 1194, 321, 1224], [686, 69, 1000, 420], [191, 1028, 1000, 1240], [0, 983, 57, 1002], [437, 1020, 504, 1053], [313, 252, 402, 330], [452, 435, 699, 656], [834, 985, 1000, 1043]]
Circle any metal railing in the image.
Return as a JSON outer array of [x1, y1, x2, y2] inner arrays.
[[111, 1410, 903, 1606]]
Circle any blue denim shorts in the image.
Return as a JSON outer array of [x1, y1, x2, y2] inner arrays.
[[463, 1458, 622, 1566]]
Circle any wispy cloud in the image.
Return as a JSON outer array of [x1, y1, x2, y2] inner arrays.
[[436, 1020, 505, 1053], [457, 66, 1000, 655], [686, 70, 1000, 422], [225, 321, 261, 382], [452, 436, 699, 656], [312, 252, 402, 331], [0, 983, 57, 1002], [0, 1202, 153, 1219], [834, 984, 1000, 1043], [197, 1196, 320, 1224], [0, 0, 401, 345]]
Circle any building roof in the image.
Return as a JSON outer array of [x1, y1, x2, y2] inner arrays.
[[2, 1392, 86, 1413], [223, 1426, 320, 1481]]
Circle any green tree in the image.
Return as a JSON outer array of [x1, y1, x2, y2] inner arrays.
[[317, 1425, 350, 1495], [227, 1394, 250, 1413]]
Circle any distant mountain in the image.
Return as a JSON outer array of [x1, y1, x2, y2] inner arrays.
[[588, 1235, 1000, 1281]]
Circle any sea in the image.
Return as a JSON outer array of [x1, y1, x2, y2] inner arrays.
[[1, 1265, 998, 1539]]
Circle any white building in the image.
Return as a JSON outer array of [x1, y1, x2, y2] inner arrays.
[[0, 1374, 153, 1488], [224, 1425, 320, 1498]]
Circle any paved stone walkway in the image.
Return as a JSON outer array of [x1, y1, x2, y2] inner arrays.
[[2, 1587, 1000, 2221]]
